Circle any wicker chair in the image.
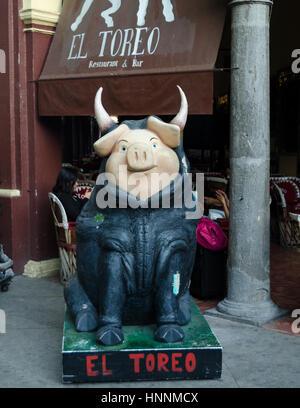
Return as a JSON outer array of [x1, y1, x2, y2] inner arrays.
[[48, 192, 77, 284], [270, 179, 300, 248]]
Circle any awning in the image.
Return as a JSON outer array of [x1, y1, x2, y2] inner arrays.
[[38, 0, 227, 116]]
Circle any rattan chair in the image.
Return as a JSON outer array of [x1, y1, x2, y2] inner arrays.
[[48, 192, 77, 284], [270, 180, 300, 248]]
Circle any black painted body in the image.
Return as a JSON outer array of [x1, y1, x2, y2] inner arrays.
[[64, 118, 199, 341]]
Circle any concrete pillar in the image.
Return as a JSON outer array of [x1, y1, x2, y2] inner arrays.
[[209, 0, 286, 325]]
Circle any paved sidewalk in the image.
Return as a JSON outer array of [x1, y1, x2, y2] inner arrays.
[[0, 275, 299, 388]]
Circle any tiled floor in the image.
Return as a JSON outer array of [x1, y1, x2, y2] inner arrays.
[[264, 316, 300, 336], [270, 242, 300, 311], [193, 241, 300, 337]]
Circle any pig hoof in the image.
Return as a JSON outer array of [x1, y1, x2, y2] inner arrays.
[[154, 324, 184, 343], [75, 310, 98, 332], [96, 326, 124, 346]]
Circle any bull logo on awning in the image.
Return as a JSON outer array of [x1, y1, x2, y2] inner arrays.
[[71, 0, 175, 32]]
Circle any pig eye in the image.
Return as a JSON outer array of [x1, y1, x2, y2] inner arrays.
[[121, 146, 127, 152], [152, 143, 157, 148]]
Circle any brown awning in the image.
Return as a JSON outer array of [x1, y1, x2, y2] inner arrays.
[[38, 0, 227, 116]]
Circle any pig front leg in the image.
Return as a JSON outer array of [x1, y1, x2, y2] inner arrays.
[[154, 243, 191, 343], [96, 251, 127, 346]]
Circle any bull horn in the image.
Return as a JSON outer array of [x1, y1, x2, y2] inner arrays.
[[94, 87, 114, 132], [170, 85, 188, 130]]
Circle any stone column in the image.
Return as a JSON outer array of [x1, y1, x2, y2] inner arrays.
[[210, 0, 286, 325]]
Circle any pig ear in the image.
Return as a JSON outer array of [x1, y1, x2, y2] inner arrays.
[[147, 116, 181, 148], [94, 124, 129, 157]]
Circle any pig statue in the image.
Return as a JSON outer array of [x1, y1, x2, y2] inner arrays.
[[64, 86, 200, 346]]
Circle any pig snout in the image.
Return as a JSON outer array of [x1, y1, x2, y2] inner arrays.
[[127, 143, 156, 172]]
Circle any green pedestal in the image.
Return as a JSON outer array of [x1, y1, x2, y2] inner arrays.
[[62, 299, 222, 383]]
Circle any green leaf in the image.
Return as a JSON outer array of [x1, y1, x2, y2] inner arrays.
[[94, 213, 105, 223]]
